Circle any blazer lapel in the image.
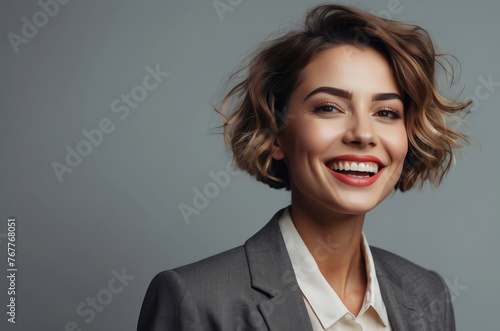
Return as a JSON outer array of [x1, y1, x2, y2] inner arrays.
[[244, 207, 313, 331], [244, 207, 420, 331], [373, 249, 416, 331]]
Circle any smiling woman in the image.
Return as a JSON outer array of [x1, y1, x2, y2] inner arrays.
[[271, 46, 409, 217], [137, 3, 471, 331]]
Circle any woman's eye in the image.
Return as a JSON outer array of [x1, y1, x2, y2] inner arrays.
[[377, 109, 401, 119], [313, 103, 341, 113]]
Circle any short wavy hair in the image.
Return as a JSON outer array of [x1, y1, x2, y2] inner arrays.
[[214, 3, 471, 192]]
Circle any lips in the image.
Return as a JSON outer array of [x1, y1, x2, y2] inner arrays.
[[325, 154, 386, 187]]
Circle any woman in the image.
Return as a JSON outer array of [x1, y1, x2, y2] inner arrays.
[[138, 4, 470, 330]]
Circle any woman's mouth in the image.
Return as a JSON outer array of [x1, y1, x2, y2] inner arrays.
[[324, 159, 386, 187]]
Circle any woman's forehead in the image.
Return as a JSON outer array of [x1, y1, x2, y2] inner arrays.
[[293, 45, 401, 99]]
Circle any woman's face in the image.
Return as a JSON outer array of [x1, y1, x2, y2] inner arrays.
[[272, 45, 407, 215]]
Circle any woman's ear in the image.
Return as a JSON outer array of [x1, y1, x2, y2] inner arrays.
[[271, 136, 285, 160]]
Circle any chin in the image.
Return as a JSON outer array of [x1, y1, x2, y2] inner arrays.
[[338, 202, 378, 215], [327, 193, 384, 215]]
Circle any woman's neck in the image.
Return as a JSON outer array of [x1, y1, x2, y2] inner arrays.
[[289, 199, 367, 315]]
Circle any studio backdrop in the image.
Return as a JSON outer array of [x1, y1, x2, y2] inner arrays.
[[1, 0, 499, 330]]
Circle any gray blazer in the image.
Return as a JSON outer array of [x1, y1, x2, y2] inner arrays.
[[137, 207, 455, 331]]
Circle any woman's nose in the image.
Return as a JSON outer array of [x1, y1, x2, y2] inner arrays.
[[342, 113, 376, 148]]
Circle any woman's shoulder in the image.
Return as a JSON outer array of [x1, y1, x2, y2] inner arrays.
[[174, 244, 249, 283], [370, 245, 451, 297], [371, 246, 441, 274], [145, 244, 253, 301], [137, 245, 262, 330]]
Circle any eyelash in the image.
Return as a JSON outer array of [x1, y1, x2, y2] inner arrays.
[[313, 102, 343, 114], [312, 102, 402, 119]]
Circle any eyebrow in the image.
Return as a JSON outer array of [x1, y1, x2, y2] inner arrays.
[[303, 86, 403, 102], [304, 87, 352, 101], [372, 92, 403, 102]]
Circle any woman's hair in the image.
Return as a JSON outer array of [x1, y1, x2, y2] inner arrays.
[[214, 3, 471, 192]]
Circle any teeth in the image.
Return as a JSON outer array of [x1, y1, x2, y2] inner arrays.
[[327, 161, 380, 174]]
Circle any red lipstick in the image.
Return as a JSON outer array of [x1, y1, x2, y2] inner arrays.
[[325, 154, 385, 187]]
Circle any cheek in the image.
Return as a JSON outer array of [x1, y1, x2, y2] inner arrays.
[[288, 120, 342, 160], [385, 125, 408, 166]]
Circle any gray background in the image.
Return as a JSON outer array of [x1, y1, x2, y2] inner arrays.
[[1, 0, 498, 330]]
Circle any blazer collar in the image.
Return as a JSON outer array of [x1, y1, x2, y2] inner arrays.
[[244, 206, 418, 331], [244, 207, 313, 331]]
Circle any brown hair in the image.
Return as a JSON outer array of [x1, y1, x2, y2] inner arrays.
[[213, 3, 471, 192]]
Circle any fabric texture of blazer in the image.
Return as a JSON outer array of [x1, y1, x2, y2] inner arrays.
[[137, 206, 455, 331]]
